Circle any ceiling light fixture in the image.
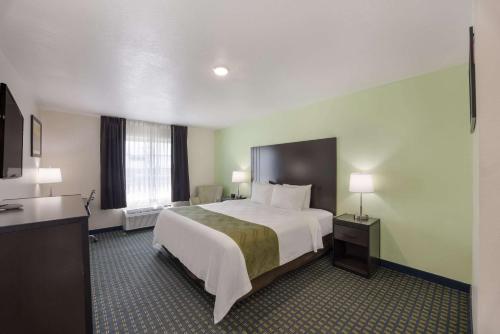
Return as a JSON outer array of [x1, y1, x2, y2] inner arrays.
[[213, 66, 229, 77]]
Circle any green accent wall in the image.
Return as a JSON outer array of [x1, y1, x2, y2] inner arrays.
[[215, 65, 472, 283]]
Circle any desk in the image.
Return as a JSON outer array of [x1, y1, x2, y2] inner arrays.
[[0, 195, 92, 334]]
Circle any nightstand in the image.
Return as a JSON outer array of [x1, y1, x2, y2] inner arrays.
[[332, 214, 380, 278]]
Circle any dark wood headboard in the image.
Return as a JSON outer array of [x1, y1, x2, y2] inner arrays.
[[251, 138, 337, 214]]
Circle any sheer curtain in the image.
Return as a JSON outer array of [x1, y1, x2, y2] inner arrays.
[[125, 120, 171, 208]]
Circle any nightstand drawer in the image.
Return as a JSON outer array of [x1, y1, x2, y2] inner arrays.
[[334, 225, 368, 247]]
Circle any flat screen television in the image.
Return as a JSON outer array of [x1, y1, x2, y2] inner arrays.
[[0, 83, 24, 178]]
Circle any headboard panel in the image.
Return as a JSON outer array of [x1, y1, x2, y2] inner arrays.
[[251, 138, 337, 214]]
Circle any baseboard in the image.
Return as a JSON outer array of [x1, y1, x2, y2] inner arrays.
[[89, 226, 122, 234], [380, 259, 470, 293]]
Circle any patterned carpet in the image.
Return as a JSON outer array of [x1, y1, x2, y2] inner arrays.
[[90, 230, 470, 333]]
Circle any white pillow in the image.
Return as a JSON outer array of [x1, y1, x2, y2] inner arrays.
[[284, 184, 312, 209], [250, 182, 274, 205], [270, 185, 306, 210]]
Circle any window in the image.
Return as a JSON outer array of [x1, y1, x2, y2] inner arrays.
[[125, 120, 171, 208]]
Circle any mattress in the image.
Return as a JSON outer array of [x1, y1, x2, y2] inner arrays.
[[153, 199, 328, 323], [303, 208, 333, 236]]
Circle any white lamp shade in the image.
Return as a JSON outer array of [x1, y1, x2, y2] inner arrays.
[[38, 168, 62, 184], [349, 173, 374, 193], [232, 171, 246, 183]]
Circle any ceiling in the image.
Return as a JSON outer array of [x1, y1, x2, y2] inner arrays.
[[0, 0, 471, 128]]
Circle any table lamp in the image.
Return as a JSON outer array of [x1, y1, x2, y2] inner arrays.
[[38, 168, 62, 196], [349, 173, 374, 221], [232, 171, 246, 198]]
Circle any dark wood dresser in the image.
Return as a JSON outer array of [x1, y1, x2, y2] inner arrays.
[[0, 195, 92, 334]]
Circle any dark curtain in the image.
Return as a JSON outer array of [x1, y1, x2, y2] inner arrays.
[[100, 116, 127, 209], [171, 125, 190, 201]]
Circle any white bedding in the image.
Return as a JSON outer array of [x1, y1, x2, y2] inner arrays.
[[303, 208, 333, 236], [152, 199, 331, 323]]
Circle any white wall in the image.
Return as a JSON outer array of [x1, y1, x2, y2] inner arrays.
[[473, 0, 500, 332], [188, 127, 215, 195], [38, 110, 119, 230], [40, 110, 215, 230], [0, 49, 39, 200]]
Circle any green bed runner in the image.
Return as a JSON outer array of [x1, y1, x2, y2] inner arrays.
[[170, 205, 279, 279]]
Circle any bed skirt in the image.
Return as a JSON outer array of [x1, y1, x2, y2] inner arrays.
[[161, 233, 332, 301]]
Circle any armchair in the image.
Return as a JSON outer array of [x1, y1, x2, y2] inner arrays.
[[190, 185, 223, 205]]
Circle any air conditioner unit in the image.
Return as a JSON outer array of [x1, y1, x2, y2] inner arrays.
[[122, 207, 163, 231]]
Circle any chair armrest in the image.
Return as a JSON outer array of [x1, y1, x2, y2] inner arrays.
[[190, 197, 200, 205]]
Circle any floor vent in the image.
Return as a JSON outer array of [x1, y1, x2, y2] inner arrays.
[[122, 207, 163, 231]]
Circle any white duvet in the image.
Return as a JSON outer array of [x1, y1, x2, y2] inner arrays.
[[152, 199, 326, 323]]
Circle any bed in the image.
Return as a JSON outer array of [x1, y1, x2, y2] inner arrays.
[[153, 138, 337, 323]]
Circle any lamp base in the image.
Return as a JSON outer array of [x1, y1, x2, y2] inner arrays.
[[355, 214, 370, 221]]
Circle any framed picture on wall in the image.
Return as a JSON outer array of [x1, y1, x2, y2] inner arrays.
[[469, 26, 476, 134], [31, 115, 42, 157]]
